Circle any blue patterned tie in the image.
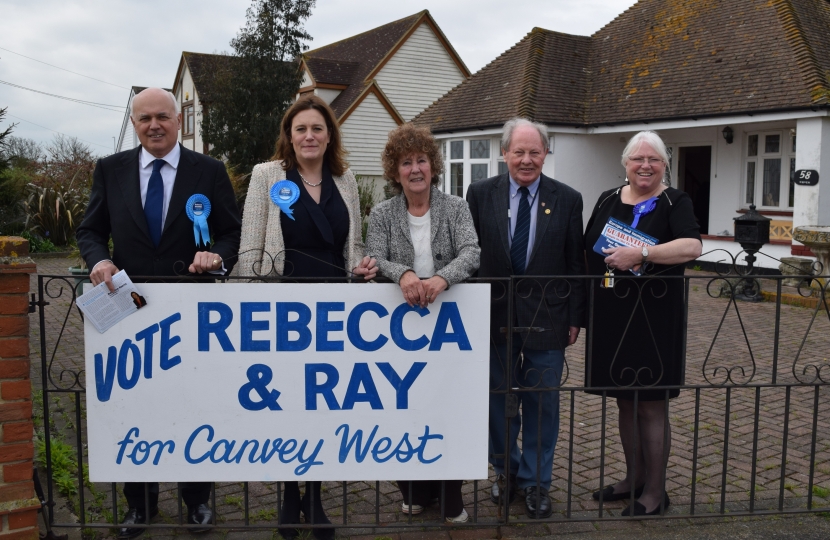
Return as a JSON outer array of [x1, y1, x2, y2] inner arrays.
[[510, 186, 531, 275], [144, 159, 164, 247]]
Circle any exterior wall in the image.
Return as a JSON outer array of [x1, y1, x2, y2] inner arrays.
[[340, 92, 399, 178], [794, 117, 830, 229], [549, 133, 626, 227], [374, 23, 466, 121], [315, 88, 341, 105], [698, 238, 793, 270], [301, 69, 313, 88], [175, 64, 203, 153], [117, 90, 139, 153]]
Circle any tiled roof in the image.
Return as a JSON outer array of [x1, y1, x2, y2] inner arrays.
[[181, 52, 239, 103], [304, 57, 360, 85], [302, 11, 460, 118], [414, 0, 830, 132]]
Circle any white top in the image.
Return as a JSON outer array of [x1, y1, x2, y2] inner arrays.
[[407, 209, 435, 278]]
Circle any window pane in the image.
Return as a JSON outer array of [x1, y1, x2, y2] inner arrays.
[[745, 161, 755, 204], [450, 163, 464, 197], [748, 135, 758, 157], [450, 141, 463, 160], [471, 163, 488, 182], [762, 158, 781, 206], [470, 139, 490, 159], [792, 133, 796, 152], [764, 134, 780, 154], [789, 157, 796, 207], [498, 162, 508, 175]]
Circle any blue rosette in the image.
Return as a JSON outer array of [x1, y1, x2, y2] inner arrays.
[[185, 194, 212, 246], [631, 196, 659, 229], [270, 180, 300, 221]]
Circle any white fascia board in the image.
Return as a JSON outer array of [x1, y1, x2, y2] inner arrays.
[[587, 109, 829, 134], [431, 109, 829, 139]]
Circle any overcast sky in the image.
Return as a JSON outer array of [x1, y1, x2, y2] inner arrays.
[[0, 0, 638, 156]]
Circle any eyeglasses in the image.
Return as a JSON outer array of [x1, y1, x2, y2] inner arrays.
[[629, 157, 664, 165]]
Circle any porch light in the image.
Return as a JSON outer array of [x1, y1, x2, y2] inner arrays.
[[722, 126, 734, 144]]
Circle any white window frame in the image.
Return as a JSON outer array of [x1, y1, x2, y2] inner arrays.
[[743, 130, 795, 210], [447, 140, 465, 197]]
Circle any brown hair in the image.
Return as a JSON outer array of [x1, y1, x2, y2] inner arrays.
[[272, 94, 347, 176], [381, 123, 444, 195]]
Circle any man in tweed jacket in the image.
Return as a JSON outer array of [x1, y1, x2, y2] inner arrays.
[[466, 118, 585, 519]]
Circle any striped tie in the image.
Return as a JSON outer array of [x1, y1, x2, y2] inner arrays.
[[510, 186, 531, 275]]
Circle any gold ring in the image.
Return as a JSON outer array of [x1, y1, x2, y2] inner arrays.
[[213, 259, 219, 265]]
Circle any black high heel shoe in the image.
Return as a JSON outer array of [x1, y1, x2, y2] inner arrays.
[[279, 482, 302, 540], [301, 482, 335, 540]]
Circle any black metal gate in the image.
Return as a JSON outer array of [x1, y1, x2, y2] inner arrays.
[[32, 260, 830, 535]]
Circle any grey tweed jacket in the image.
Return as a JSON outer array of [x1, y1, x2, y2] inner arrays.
[[366, 186, 480, 286]]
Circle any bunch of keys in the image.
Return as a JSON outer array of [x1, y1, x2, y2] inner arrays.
[[601, 264, 615, 289]]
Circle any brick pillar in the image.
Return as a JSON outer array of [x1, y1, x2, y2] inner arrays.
[[0, 237, 40, 540]]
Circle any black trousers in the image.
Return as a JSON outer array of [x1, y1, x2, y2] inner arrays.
[[124, 482, 211, 511], [397, 480, 463, 517]]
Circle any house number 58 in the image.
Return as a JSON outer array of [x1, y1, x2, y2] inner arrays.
[[794, 169, 819, 186]]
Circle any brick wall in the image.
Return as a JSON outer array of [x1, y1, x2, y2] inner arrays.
[[0, 237, 41, 540]]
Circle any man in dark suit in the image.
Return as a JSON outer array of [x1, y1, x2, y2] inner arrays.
[[76, 88, 241, 537], [466, 117, 585, 519]]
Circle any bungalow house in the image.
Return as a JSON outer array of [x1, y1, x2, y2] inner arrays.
[[413, 0, 830, 269], [115, 86, 172, 153], [166, 11, 469, 188]]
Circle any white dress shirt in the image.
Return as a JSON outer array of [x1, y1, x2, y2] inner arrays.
[[139, 144, 180, 228], [507, 175, 541, 264]]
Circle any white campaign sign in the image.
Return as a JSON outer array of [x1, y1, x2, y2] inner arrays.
[[84, 283, 490, 482]]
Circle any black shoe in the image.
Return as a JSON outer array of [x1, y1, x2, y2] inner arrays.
[[279, 483, 302, 540], [490, 474, 518, 504], [592, 483, 645, 502], [118, 506, 158, 539], [524, 486, 552, 519], [621, 493, 671, 516], [301, 482, 334, 540], [187, 503, 212, 533]]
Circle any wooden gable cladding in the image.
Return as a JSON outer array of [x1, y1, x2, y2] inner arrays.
[[339, 81, 405, 125], [302, 10, 470, 122], [364, 13, 470, 81]]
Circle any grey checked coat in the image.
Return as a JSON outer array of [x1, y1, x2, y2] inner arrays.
[[366, 186, 480, 286]]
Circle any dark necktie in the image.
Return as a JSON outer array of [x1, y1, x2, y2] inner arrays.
[[510, 186, 531, 275], [144, 159, 164, 247]]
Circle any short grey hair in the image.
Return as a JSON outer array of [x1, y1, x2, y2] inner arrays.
[[621, 131, 669, 167], [501, 117, 549, 151], [130, 88, 180, 119]]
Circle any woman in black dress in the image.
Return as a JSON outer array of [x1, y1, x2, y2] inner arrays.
[[584, 131, 702, 516], [237, 95, 377, 539]]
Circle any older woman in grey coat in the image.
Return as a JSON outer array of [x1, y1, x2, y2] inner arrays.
[[366, 123, 480, 522]]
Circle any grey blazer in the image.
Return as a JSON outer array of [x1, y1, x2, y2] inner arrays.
[[366, 186, 480, 286], [466, 173, 586, 350]]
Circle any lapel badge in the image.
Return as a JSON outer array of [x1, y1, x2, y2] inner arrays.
[[545, 208, 551, 214], [541, 202, 546, 207]]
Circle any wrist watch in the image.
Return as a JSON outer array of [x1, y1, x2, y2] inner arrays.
[[641, 246, 649, 264]]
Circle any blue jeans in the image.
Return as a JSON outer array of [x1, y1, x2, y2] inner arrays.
[[489, 342, 564, 492]]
